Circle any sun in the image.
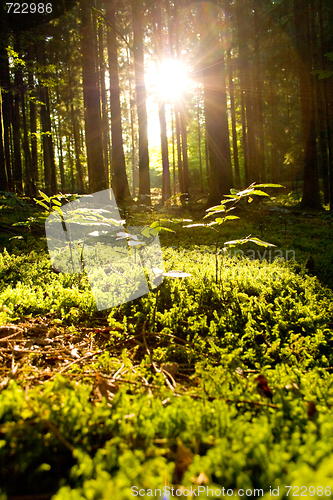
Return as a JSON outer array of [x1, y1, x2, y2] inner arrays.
[[156, 58, 188, 101]]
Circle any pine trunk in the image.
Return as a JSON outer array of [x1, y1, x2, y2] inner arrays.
[[131, 0, 150, 203], [80, 0, 107, 193], [106, 0, 131, 204]]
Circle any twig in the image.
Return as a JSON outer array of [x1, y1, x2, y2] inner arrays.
[[47, 350, 102, 380], [0, 328, 24, 342], [141, 322, 174, 391]]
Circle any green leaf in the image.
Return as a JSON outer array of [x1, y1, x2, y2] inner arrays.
[[204, 209, 226, 218], [223, 215, 240, 221], [251, 190, 270, 196], [246, 237, 276, 247], [36, 201, 49, 211], [52, 199, 62, 206], [38, 190, 50, 203], [252, 183, 285, 188], [224, 238, 247, 246], [230, 188, 239, 195]]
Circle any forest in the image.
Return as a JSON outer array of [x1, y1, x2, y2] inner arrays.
[[1, 0, 333, 499]]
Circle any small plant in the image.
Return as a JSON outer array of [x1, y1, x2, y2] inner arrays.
[[185, 183, 284, 283], [34, 190, 68, 214]]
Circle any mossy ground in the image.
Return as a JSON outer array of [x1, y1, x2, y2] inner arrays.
[[0, 192, 333, 499]]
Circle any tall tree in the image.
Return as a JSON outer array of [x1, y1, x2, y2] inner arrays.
[[293, 0, 322, 209], [36, 32, 57, 195], [80, 0, 107, 193], [131, 0, 150, 203], [106, 0, 131, 204], [155, 0, 171, 202], [198, 3, 233, 206], [0, 90, 7, 191], [26, 42, 38, 190]]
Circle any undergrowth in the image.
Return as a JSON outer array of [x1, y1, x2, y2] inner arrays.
[[1, 194, 333, 498]]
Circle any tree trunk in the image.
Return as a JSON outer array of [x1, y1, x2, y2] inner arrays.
[[236, 0, 249, 186], [198, 4, 233, 206], [36, 33, 57, 195], [80, 0, 107, 193], [175, 106, 183, 193], [294, 0, 321, 210], [197, 102, 204, 191], [15, 36, 34, 195], [67, 134, 75, 193], [155, 0, 171, 202], [0, 90, 7, 191], [254, 6, 265, 183], [11, 35, 23, 194], [0, 5, 12, 191], [131, 0, 150, 203], [179, 101, 189, 198], [318, 0, 332, 208], [71, 105, 84, 194], [227, 48, 240, 188], [97, 1, 110, 187], [269, 76, 278, 183], [27, 43, 38, 188], [106, 0, 131, 204]]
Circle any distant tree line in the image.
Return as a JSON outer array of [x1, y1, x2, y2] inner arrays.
[[0, 0, 332, 209]]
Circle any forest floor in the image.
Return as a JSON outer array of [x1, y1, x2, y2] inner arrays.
[[1, 191, 333, 499]]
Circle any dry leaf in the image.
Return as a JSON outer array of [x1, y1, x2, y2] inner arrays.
[[173, 439, 193, 483], [95, 374, 119, 402], [255, 374, 273, 400], [306, 401, 317, 420], [161, 363, 178, 377]]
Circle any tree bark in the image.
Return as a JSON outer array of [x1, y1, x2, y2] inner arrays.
[[36, 35, 57, 195], [227, 48, 240, 188], [0, 5, 12, 190], [131, 0, 150, 203], [27, 43, 38, 189], [236, 0, 249, 186], [155, 0, 171, 202], [98, 10, 110, 188], [294, 0, 321, 210], [0, 90, 7, 191], [106, 0, 131, 204], [198, 3, 233, 206], [80, 0, 107, 193], [14, 35, 36, 196], [71, 104, 84, 194], [254, 5, 265, 183]]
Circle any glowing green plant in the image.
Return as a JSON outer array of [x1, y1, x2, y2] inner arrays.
[[185, 183, 284, 283]]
